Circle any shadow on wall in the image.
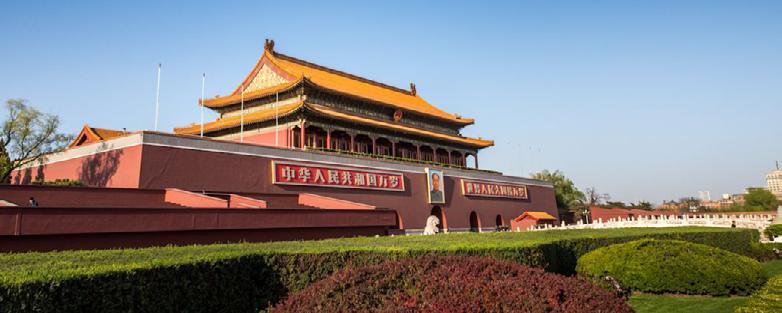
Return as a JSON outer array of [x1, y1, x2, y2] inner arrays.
[[13, 160, 45, 185], [78, 144, 123, 187]]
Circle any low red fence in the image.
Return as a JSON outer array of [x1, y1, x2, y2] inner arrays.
[[0, 206, 398, 252]]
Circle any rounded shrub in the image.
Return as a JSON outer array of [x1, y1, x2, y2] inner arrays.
[[272, 256, 632, 313], [764, 224, 782, 239], [576, 239, 767, 296]]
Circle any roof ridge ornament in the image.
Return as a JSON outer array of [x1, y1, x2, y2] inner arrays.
[[264, 39, 275, 52], [409, 83, 417, 96]]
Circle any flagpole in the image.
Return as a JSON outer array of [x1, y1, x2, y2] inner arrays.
[[200, 73, 205, 137], [154, 63, 161, 131], [240, 85, 245, 143], [275, 91, 279, 146]]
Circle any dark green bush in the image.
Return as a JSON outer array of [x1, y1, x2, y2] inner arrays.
[[273, 256, 633, 313], [576, 239, 767, 296], [746, 242, 782, 262], [764, 224, 782, 238], [0, 227, 759, 313]]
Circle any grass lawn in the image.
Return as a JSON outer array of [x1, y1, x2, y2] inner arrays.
[[630, 260, 782, 313], [763, 259, 782, 277], [630, 294, 747, 313]]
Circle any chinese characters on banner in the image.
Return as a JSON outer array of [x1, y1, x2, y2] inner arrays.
[[272, 161, 405, 191], [461, 179, 528, 199]]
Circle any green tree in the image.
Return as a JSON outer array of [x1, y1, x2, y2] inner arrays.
[[744, 188, 779, 211], [628, 201, 654, 211], [0, 99, 72, 183], [531, 170, 585, 215], [606, 201, 627, 208]]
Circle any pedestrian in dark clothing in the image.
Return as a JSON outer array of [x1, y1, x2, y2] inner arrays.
[[29, 197, 38, 207]]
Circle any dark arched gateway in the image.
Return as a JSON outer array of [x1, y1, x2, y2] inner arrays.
[[430, 206, 447, 232], [469, 211, 480, 232]]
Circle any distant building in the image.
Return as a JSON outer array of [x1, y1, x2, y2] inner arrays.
[[767, 165, 782, 200], [658, 201, 686, 211]]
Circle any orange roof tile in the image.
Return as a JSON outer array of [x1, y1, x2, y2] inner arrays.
[[91, 127, 127, 141], [306, 103, 493, 148], [174, 101, 305, 135], [201, 79, 301, 108], [203, 47, 474, 125], [514, 212, 557, 221], [68, 125, 131, 148]]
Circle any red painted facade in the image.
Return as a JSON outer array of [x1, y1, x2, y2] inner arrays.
[[9, 133, 558, 234]]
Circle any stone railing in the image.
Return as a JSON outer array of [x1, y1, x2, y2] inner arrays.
[[525, 213, 778, 242]]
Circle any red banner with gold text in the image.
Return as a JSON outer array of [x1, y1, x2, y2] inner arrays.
[[272, 161, 405, 191], [461, 179, 528, 199]]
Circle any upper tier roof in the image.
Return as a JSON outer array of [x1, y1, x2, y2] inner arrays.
[[201, 41, 474, 125], [174, 101, 494, 148]]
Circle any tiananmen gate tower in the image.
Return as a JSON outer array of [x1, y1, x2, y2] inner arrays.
[[4, 40, 557, 252]]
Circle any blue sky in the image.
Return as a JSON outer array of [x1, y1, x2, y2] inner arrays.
[[1, 1, 780, 203]]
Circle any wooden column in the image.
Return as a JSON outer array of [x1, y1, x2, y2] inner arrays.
[[475, 153, 479, 169], [372, 137, 377, 154], [416, 145, 421, 161], [447, 150, 452, 165], [391, 141, 396, 158], [299, 121, 306, 150], [326, 129, 332, 150], [349, 134, 355, 152]]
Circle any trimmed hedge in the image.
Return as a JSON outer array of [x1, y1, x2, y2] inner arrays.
[[0, 227, 759, 313], [576, 239, 767, 296], [765, 224, 782, 238], [273, 256, 633, 313], [746, 243, 782, 262], [735, 274, 782, 313]]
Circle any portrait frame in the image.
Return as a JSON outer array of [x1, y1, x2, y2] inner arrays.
[[425, 168, 445, 204]]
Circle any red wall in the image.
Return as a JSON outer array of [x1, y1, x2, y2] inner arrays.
[[0, 206, 397, 252], [136, 145, 558, 231], [8, 140, 558, 232], [10, 145, 142, 188], [0, 184, 179, 208], [164, 188, 228, 208], [237, 129, 292, 148], [590, 206, 673, 221]]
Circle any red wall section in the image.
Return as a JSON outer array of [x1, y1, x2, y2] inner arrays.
[[164, 188, 228, 208], [590, 206, 672, 221], [0, 185, 179, 208], [10, 145, 142, 188], [235, 129, 292, 148], [229, 194, 268, 208], [0, 207, 397, 252], [510, 218, 537, 231], [298, 193, 375, 210], [137, 145, 558, 231]]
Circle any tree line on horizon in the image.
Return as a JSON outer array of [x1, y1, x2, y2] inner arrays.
[[530, 170, 779, 223]]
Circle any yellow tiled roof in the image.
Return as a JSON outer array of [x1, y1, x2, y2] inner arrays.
[[200, 79, 301, 108], [69, 125, 132, 148], [174, 101, 305, 135], [91, 127, 127, 140], [202, 48, 474, 125], [515, 212, 557, 221]]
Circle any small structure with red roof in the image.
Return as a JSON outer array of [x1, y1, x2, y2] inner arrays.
[[511, 211, 557, 231]]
